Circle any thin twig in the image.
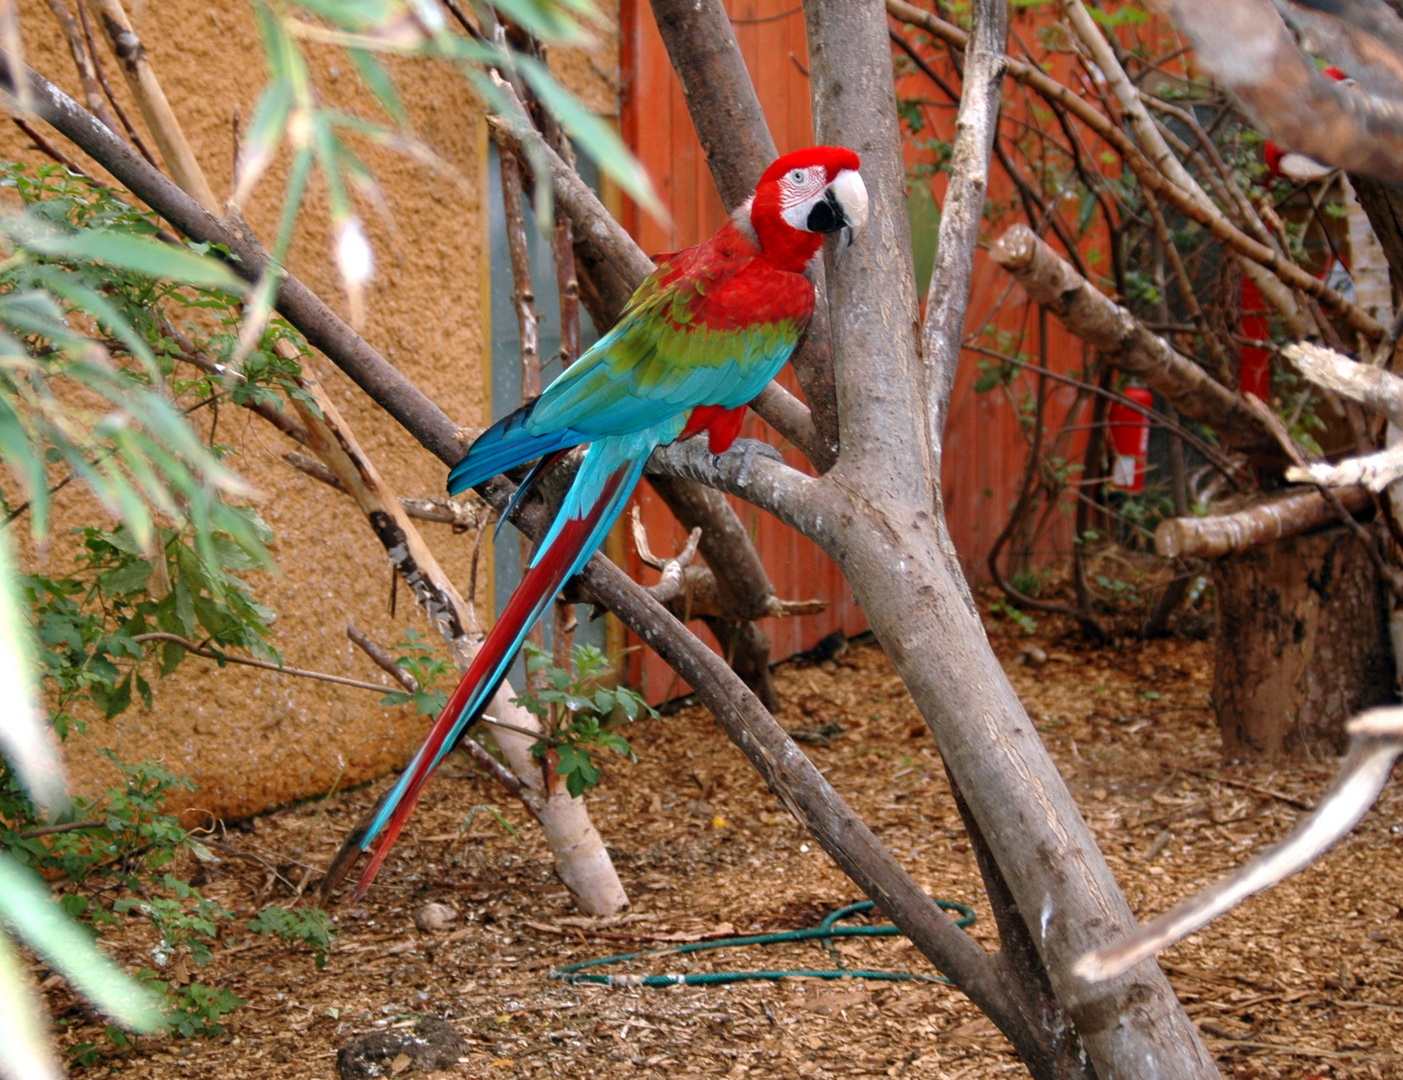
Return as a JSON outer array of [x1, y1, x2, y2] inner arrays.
[[18, 818, 106, 839], [128, 632, 394, 693], [1185, 770, 1315, 812], [347, 623, 416, 692], [73, 0, 158, 167]]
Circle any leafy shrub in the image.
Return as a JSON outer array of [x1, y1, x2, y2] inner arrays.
[[516, 643, 656, 798]]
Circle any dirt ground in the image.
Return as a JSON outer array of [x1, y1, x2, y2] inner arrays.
[[39, 595, 1403, 1079]]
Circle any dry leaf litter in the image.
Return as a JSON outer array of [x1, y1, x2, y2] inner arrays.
[[32, 591, 1403, 1079]]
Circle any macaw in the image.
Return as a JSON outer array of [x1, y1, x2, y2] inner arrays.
[[349, 145, 868, 897]]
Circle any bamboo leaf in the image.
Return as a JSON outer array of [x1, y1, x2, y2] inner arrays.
[[22, 228, 247, 294], [0, 855, 163, 1032], [346, 48, 407, 126], [515, 57, 665, 222], [235, 80, 295, 204], [0, 931, 60, 1080], [490, 0, 597, 45], [0, 537, 67, 818]]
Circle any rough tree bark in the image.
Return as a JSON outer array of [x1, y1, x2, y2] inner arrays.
[[1214, 525, 1395, 757], [795, 0, 1218, 1071], [1156, 486, 1373, 559], [991, 224, 1282, 465]]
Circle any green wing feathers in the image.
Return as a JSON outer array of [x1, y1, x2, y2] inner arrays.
[[528, 232, 815, 440]]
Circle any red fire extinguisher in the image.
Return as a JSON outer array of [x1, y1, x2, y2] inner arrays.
[[1239, 276, 1271, 401], [1109, 386, 1154, 493]]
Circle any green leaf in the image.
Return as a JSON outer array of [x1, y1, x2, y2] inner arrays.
[[515, 56, 665, 223], [97, 559, 152, 596], [159, 639, 186, 677], [346, 48, 407, 126], [0, 855, 164, 1032], [236, 79, 295, 200], [0, 931, 61, 1080], [22, 226, 247, 293], [0, 536, 68, 818], [490, 0, 598, 44]]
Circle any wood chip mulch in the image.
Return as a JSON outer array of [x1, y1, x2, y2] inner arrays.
[[37, 596, 1403, 1079]]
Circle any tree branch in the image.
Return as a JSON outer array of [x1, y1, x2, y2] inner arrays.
[[1155, 486, 1373, 558], [1158, 0, 1403, 184], [991, 223, 1283, 465], [84, 0, 221, 213], [571, 547, 1030, 1049], [921, 0, 1007, 452], [128, 632, 390, 694]]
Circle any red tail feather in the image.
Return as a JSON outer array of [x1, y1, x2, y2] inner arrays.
[[351, 470, 629, 898]]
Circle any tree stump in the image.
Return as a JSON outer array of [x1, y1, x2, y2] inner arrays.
[[1212, 524, 1395, 758]]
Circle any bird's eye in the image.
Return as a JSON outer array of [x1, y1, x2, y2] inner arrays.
[[791, 169, 806, 184]]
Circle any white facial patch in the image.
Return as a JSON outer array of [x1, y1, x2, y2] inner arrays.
[[779, 166, 826, 231]]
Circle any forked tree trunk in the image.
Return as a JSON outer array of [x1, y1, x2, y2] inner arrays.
[[1213, 524, 1395, 757]]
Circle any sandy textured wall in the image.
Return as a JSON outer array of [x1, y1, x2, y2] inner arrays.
[[5, 2, 616, 820]]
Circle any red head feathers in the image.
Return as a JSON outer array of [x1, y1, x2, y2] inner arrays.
[[744, 146, 867, 272]]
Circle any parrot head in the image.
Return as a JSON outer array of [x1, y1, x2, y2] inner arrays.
[[742, 145, 868, 271]]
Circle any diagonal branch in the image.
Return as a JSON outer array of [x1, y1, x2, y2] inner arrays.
[[572, 540, 1028, 1049], [991, 223, 1284, 465], [1077, 707, 1403, 981]]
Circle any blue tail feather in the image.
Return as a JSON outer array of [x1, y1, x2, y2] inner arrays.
[[448, 400, 585, 496]]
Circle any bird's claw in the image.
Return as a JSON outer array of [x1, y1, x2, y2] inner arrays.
[[722, 438, 783, 488]]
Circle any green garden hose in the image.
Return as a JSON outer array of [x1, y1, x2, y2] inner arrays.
[[551, 899, 975, 987]]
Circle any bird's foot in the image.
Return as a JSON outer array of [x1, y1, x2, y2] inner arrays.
[[722, 438, 783, 488]]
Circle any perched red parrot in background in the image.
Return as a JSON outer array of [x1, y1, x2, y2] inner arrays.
[[348, 145, 869, 896]]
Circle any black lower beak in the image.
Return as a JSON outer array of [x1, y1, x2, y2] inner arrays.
[[806, 189, 847, 234]]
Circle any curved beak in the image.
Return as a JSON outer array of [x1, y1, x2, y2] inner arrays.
[[806, 168, 869, 249]]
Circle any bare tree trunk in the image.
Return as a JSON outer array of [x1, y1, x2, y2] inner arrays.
[[1213, 524, 1395, 758], [802, 0, 1220, 1072]]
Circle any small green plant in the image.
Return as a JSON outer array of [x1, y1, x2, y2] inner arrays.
[[1009, 568, 1050, 598], [377, 628, 453, 715], [1, 752, 335, 1049], [247, 904, 334, 968], [514, 643, 657, 798], [989, 597, 1038, 635], [156, 982, 246, 1039]]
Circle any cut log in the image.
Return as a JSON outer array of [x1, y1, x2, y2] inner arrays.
[[1155, 486, 1372, 559], [1213, 525, 1395, 758]]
